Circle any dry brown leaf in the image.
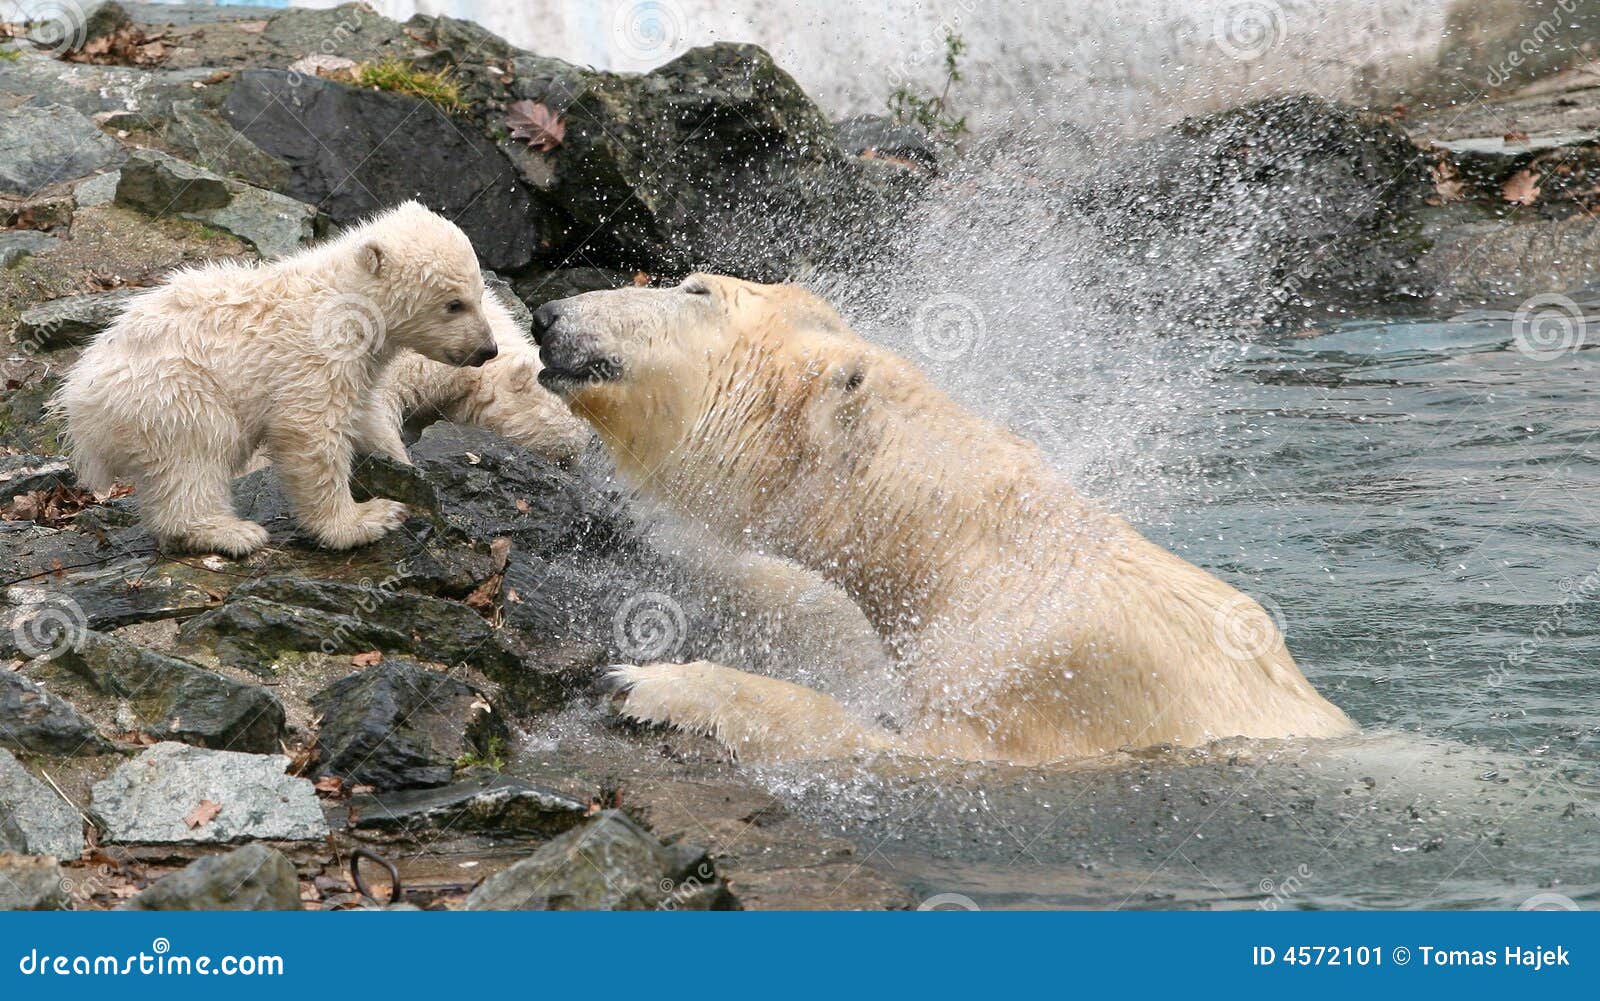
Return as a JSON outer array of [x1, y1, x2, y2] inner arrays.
[[313, 775, 344, 797], [632, 272, 651, 286], [1503, 129, 1530, 143], [514, 498, 531, 513], [183, 799, 221, 830], [489, 536, 513, 572], [1503, 169, 1541, 205], [506, 100, 565, 152], [351, 650, 382, 667]]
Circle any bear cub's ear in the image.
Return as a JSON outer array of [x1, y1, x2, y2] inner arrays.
[[360, 241, 385, 276]]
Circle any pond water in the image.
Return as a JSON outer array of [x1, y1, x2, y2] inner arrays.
[[739, 313, 1600, 909]]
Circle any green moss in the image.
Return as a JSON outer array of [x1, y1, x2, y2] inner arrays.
[[0, 47, 20, 62], [456, 734, 507, 773], [354, 59, 465, 113]]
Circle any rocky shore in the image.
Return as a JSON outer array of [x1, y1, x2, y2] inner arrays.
[[3, 2, 1599, 911]]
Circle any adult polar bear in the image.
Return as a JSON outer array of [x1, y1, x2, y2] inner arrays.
[[532, 273, 1354, 765]]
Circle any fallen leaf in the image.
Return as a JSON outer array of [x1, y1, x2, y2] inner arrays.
[[351, 650, 382, 667], [632, 272, 651, 286], [465, 451, 481, 465], [489, 536, 513, 572], [349, 784, 376, 796], [183, 799, 221, 830], [313, 775, 344, 797], [506, 100, 565, 152], [464, 574, 501, 614], [1503, 128, 1530, 143], [514, 498, 531, 513], [1503, 169, 1541, 205]]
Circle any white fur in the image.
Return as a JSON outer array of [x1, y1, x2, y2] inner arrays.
[[55, 202, 498, 557]]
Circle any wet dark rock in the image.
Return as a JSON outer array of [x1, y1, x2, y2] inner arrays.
[[91, 742, 326, 844], [222, 70, 551, 271], [159, 101, 292, 192], [115, 148, 232, 214], [310, 658, 508, 790], [345, 774, 588, 839], [0, 104, 121, 197], [0, 853, 71, 910], [54, 631, 286, 753], [14, 288, 136, 349], [0, 669, 112, 756], [465, 810, 738, 911], [177, 596, 403, 677], [514, 268, 639, 308], [1087, 95, 1433, 323], [121, 844, 301, 911], [505, 43, 874, 278], [0, 749, 85, 859]]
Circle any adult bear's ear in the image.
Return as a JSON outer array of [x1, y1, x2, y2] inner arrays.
[[360, 241, 385, 276]]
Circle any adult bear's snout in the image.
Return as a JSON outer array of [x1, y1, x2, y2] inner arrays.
[[529, 301, 565, 346]]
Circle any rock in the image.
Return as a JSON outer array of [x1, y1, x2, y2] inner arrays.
[[120, 844, 301, 911], [0, 105, 121, 197], [0, 670, 111, 756], [161, 101, 290, 192], [310, 658, 508, 790], [0, 230, 58, 268], [71, 171, 120, 208], [222, 70, 552, 271], [90, 742, 327, 844], [176, 597, 404, 677], [346, 774, 587, 839], [834, 115, 938, 171], [54, 631, 287, 753], [0, 749, 85, 860], [1085, 95, 1434, 323], [0, 854, 70, 911], [0, 455, 75, 501], [465, 810, 737, 911], [506, 43, 873, 278], [514, 268, 639, 308], [14, 288, 136, 349], [115, 149, 315, 257]]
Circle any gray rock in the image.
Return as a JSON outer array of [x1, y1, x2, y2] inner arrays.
[[222, 70, 551, 271], [55, 631, 287, 754], [0, 456, 75, 502], [0, 749, 85, 860], [514, 268, 638, 308], [347, 775, 588, 838], [0, 670, 111, 756], [121, 844, 301, 911], [90, 742, 327, 844], [162, 101, 290, 192], [0, 853, 70, 911], [465, 810, 737, 911], [0, 104, 121, 197], [311, 658, 508, 790], [177, 596, 408, 677], [72, 171, 121, 208], [14, 288, 136, 350], [0, 230, 58, 268], [114, 149, 315, 258]]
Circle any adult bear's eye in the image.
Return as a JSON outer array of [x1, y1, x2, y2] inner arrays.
[[446, 299, 465, 313], [681, 279, 710, 296]]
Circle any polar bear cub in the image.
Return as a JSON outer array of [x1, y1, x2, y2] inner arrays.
[[57, 201, 498, 557]]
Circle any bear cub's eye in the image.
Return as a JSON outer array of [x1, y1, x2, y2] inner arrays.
[[446, 299, 465, 314]]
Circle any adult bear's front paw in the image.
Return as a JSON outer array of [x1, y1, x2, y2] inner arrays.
[[314, 499, 409, 549]]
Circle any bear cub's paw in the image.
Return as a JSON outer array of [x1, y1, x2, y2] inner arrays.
[[313, 499, 410, 550], [174, 519, 271, 559]]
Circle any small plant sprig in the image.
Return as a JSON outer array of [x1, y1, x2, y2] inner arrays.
[[888, 29, 968, 140]]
